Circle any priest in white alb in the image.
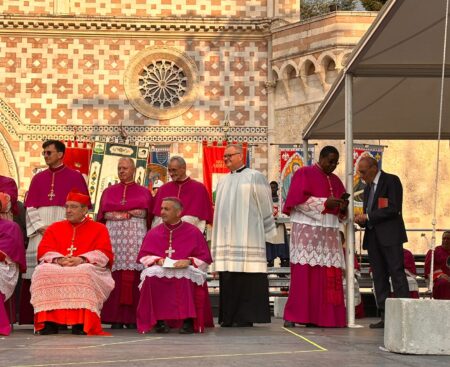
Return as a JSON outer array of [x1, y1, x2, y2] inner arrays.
[[211, 144, 277, 327]]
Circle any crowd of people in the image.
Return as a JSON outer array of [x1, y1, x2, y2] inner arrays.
[[0, 141, 448, 336]]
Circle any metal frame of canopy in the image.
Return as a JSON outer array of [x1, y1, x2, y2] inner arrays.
[[300, 0, 450, 326]]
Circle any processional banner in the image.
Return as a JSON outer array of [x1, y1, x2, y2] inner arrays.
[[145, 145, 170, 190], [353, 144, 384, 215], [202, 141, 249, 202], [88, 142, 150, 214], [63, 141, 92, 180], [279, 145, 315, 211]]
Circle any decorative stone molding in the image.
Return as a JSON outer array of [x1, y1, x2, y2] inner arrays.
[[0, 98, 267, 144], [0, 132, 18, 182], [0, 15, 271, 38], [124, 47, 198, 120]]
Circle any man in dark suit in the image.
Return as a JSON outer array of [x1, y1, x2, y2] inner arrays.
[[355, 156, 410, 329]]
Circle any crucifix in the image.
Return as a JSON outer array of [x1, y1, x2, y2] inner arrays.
[[48, 190, 55, 200], [67, 244, 77, 256], [165, 228, 176, 258]]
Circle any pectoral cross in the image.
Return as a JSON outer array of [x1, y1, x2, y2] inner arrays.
[[48, 190, 55, 200], [165, 246, 175, 258], [165, 228, 175, 258], [67, 244, 77, 256]]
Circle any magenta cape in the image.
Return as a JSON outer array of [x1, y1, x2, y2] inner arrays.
[[0, 175, 18, 215], [152, 178, 213, 223], [138, 221, 212, 263], [0, 218, 26, 272], [24, 165, 90, 208], [97, 182, 154, 222], [283, 165, 346, 215]]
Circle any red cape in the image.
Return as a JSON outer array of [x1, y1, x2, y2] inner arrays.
[[38, 217, 113, 267]]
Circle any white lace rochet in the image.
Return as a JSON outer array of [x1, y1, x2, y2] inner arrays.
[[139, 265, 207, 288]]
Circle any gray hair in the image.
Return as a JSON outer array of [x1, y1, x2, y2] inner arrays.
[[162, 197, 184, 211], [169, 155, 186, 168], [226, 144, 243, 154], [118, 157, 136, 169], [359, 155, 378, 168]]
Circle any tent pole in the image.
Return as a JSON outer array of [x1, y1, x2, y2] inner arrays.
[[302, 139, 309, 165], [345, 73, 356, 327]]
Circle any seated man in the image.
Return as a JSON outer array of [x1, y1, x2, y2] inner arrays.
[[0, 196, 26, 336], [137, 197, 213, 334], [30, 190, 114, 335], [424, 231, 450, 299]]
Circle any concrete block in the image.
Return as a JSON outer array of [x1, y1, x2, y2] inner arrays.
[[384, 298, 450, 355], [273, 297, 288, 318]]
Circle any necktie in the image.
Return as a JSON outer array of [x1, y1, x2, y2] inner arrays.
[[366, 183, 375, 211]]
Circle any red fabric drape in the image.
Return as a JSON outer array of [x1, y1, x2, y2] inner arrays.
[[63, 141, 92, 176], [202, 141, 247, 200]]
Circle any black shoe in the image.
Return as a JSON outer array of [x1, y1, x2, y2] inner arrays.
[[72, 324, 86, 335], [283, 320, 295, 328], [36, 322, 59, 335], [220, 322, 233, 327], [369, 320, 384, 329], [179, 318, 194, 334], [111, 323, 124, 329], [280, 259, 290, 267], [125, 323, 137, 329], [154, 321, 169, 334]]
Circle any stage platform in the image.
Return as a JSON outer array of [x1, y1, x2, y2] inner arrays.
[[1, 318, 449, 367]]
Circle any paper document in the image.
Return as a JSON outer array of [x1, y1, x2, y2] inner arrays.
[[162, 257, 177, 268]]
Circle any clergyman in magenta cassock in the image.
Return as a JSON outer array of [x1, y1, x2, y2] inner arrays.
[[137, 203, 213, 334]]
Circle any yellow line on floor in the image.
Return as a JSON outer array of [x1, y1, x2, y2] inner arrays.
[[8, 349, 326, 367], [281, 327, 328, 352], [2, 337, 162, 350], [79, 336, 163, 349]]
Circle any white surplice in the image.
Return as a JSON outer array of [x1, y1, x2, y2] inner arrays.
[[24, 206, 65, 279], [211, 168, 277, 273]]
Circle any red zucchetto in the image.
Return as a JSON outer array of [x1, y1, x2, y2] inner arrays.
[[66, 189, 91, 206]]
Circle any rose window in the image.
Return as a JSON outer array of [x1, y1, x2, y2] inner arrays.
[[124, 47, 198, 120], [139, 61, 187, 109]]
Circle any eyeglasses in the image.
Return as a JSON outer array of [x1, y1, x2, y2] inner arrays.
[[223, 153, 241, 159], [42, 150, 56, 156]]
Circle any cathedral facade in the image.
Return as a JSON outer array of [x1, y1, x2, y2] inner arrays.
[[0, 1, 374, 194]]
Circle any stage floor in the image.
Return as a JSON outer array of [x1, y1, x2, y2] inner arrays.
[[1, 318, 449, 367]]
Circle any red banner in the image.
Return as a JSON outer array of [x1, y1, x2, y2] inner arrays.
[[202, 141, 247, 201], [63, 141, 92, 177]]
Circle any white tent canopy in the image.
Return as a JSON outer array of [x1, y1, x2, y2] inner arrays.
[[300, 0, 450, 326], [303, 0, 450, 140]]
